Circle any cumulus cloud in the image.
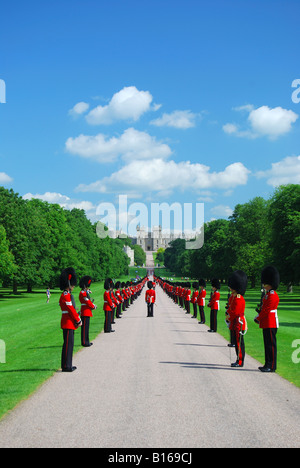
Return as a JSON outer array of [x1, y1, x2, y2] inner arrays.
[[65, 127, 172, 163], [76, 159, 250, 195], [85, 86, 157, 125], [223, 105, 298, 140], [256, 155, 300, 186], [0, 172, 13, 184], [68, 101, 90, 117], [150, 110, 198, 129], [23, 192, 96, 212]]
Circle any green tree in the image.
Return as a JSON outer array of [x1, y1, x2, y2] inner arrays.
[[0, 225, 16, 281], [269, 184, 300, 285]]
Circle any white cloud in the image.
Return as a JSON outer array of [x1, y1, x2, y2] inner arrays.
[[65, 127, 172, 163], [256, 155, 300, 186], [0, 172, 13, 184], [210, 205, 234, 219], [23, 192, 96, 212], [85, 86, 156, 125], [68, 101, 90, 117], [223, 105, 298, 140], [150, 110, 198, 129], [76, 159, 250, 195]]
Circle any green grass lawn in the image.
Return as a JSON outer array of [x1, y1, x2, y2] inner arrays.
[[0, 275, 299, 421], [0, 268, 147, 421]]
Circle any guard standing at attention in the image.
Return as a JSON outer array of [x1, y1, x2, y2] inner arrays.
[[254, 266, 280, 373], [191, 282, 199, 318], [103, 278, 115, 333], [197, 279, 207, 324], [207, 278, 220, 332], [226, 270, 248, 367], [59, 267, 82, 372], [79, 276, 97, 347]]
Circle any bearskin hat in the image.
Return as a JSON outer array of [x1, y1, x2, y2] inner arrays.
[[261, 266, 280, 290], [59, 267, 77, 291], [192, 281, 199, 289], [115, 281, 121, 289], [211, 278, 221, 289], [199, 278, 206, 288], [104, 278, 113, 290], [228, 270, 248, 296], [147, 281, 153, 289], [79, 275, 92, 290]]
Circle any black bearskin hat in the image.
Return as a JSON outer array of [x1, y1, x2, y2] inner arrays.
[[147, 281, 153, 289], [104, 278, 113, 290], [228, 270, 248, 296], [79, 275, 92, 289], [115, 281, 121, 289], [199, 278, 206, 287], [59, 267, 77, 291], [192, 281, 199, 289], [261, 266, 280, 290], [211, 278, 221, 289]]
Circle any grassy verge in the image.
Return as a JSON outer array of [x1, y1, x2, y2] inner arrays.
[[0, 271, 146, 420]]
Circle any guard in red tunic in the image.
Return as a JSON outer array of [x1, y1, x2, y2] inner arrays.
[[79, 276, 97, 347], [226, 270, 248, 367], [185, 282, 191, 314], [103, 278, 115, 333], [255, 266, 280, 373], [59, 267, 82, 372], [145, 281, 156, 317], [197, 279, 207, 324], [191, 282, 199, 318], [207, 279, 220, 332]]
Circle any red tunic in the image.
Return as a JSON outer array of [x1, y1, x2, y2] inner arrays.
[[191, 290, 199, 304], [103, 290, 114, 311], [79, 290, 95, 317], [197, 289, 207, 306], [208, 291, 220, 310], [145, 289, 156, 303], [227, 294, 247, 331], [256, 290, 279, 329], [59, 291, 81, 330]]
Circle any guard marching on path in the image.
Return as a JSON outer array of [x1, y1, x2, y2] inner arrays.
[[79, 276, 97, 347], [145, 280, 156, 317], [226, 270, 248, 368], [255, 266, 280, 373], [59, 267, 82, 373]]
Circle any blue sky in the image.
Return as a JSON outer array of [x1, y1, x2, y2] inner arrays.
[[0, 0, 299, 233]]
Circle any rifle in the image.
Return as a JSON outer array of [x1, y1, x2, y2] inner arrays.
[[254, 286, 265, 323]]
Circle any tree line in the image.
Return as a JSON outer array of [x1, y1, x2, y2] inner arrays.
[[0, 187, 132, 293], [164, 184, 300, 287]]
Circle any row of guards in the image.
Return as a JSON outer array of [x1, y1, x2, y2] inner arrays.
[[58, 267, 148, 372], [154, 265, 280, 372]]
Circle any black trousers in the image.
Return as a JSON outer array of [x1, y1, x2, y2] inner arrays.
[[233, 330, 245, 365], [193, 303, 197, 317], [198, 305, 205, 323], [263, 328, 278, 370], [81, 316, 90, 346], [210, 309, 218, 331], [104, 310, 112, 332], [147, 303, 154, 317], [62, 329, 74, 370]]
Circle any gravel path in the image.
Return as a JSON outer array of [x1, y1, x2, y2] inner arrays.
[[0, 282, 299, 448]]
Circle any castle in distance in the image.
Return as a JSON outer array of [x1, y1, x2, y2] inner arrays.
[[132, 225, 192, 252]]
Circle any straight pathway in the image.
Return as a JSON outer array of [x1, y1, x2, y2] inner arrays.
[[0, 283, 299, 448]]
